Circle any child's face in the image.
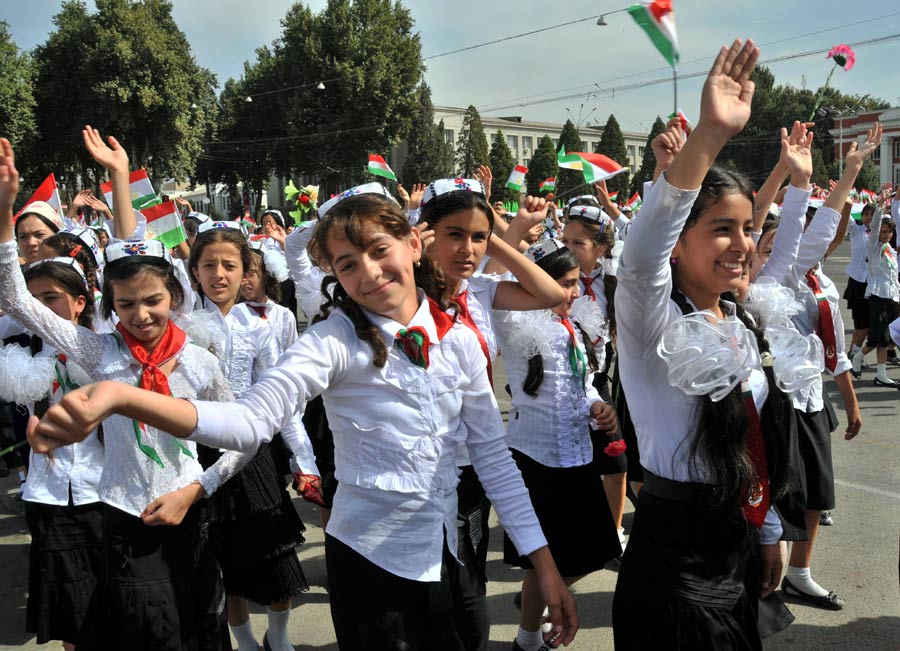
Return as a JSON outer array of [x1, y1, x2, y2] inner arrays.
[[327, 220, 422, 325], [551, 267, 581, 317], [879, 223, 894, 244], [16, 215, 54, 264], [26, 276, 86, 324], [429, 208, 490, 284], [240, 257, 267, 303], [110, 271, 172, 348], [192, 241, 244, 311], [749, 227, 776, 282], [562, 221, 602, 273]]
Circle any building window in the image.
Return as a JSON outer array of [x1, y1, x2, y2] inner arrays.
[[522, 136, 533, 152], [894, 141, 900, 158], [638, 147, 645, 159], [444, 129, 454, 144], [523, 158, 530, 167], [628, 145, 637, 163], [551, 138, 559, 149], [506, 134, 519, 155], [872, 145, 880, 160]]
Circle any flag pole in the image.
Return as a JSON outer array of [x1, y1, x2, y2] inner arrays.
[[672, 64, 678, 116]]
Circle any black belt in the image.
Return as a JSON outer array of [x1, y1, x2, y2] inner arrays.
[[641, 469, 721, 505]]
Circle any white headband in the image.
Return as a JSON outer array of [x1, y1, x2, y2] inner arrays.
[[59, 226, 102, 267], [198, 220, 249, 238], [25, 256, 88, 287], [317, 182, 395, 218], [568, 205, 605, 223], [566, 194, 600, 208], [525, 238, 567, 263], [422, 178, 486, 206], [105, 240, 169, 265]]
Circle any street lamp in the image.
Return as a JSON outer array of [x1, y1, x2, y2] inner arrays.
[[597, 15, 608, 25], [821, 106, 854, 176]]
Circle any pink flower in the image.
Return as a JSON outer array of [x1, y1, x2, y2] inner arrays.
[[827, 44, 856, 71]]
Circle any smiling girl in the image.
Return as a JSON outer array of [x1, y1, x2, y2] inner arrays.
[[29, 192, 579, 651]]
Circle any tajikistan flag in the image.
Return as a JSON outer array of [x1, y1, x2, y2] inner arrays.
[[367, 154, 396, 181], [609, 191, 619, 203], [506, 165, 528, 191], [628, 0, 679, 68], [141, 200, 187, 249], [101, 169, 160, 211], [539, 177, 556, 193], [625, 191, 643, 210]]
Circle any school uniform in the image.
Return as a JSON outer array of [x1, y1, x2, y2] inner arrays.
[[494, 308, 621, 576], [864, 218, 899, 348], [843, 221, 870, 329], [188, 292, 547, 651], [614, 177, 783, 650], [0, 239, 230, 650]]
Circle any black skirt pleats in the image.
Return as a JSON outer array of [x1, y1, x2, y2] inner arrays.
[[613, 474, 762, 651], [25, 500, 103, 644], [794, 408, 836, 512], [503, 448, 621, 577], [867, 295, 900, 348], [454, 465, 491, 651], [205, 441, 308, 604], [77, 503, 225, 651], [772, 408, 808, 542], [843, 277, 870, 329]]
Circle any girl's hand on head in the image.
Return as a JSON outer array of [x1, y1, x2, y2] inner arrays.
[[781, 121, 814, 187], [698, 39, 759, 140], [82, 125, 129, 173], [0, 137, 20, 218], [844, 122, 882, 171], [408, 183, 426, 211], [141, 482, 204, 526]]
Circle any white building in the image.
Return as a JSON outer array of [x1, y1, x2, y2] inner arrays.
[[391, 105, 649, 178], [828, 107, 900, 187]]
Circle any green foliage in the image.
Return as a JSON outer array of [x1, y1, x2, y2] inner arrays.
[[456, 105, 489, 177], [556, 119, 584, 198], [630, 116, 665, 196], [435, 119, 456, 178], [489, 130, 515, 201], [401, 82, 447, 184], [0, 21, 36, 154], [856, 159, 880, 192], [596, 114, 630, 196], [810, 148, 829, 188], [525, 135, 558, 196], [26, 0, 217, 193]]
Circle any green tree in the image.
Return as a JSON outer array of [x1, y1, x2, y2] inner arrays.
[[556, 119, 584, 198], [401, 82, 446, 184], [0, 21, 36, 154], [856, 159, 880, 192], [525, 135, 558, 196], [630, 116, 665, 196], [596, 114, 630, 196], [456, 105, 489, 177], [489, 130, 515, 201], [435, 119, 455, 178], [811, 148, 829, 188]]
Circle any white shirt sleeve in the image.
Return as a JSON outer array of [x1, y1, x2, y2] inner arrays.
[[757, 184, 811, 284]]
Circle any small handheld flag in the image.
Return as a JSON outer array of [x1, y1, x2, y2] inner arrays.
[[14, 173, 63, 220], [628, 1, 679, 68], [539, 177, 556, 193], [101, 169, 160, 211], [506, 165, 528, 191], [141, 201, 187, 249], [367, 154, 396, 181]]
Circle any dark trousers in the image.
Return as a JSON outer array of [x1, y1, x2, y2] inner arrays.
[[325, 534, 469, 651]]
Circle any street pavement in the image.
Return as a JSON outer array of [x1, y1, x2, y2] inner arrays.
[[0, 238, 898, 650]]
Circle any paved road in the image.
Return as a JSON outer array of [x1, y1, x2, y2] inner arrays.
[[0, 238, 898, 650]]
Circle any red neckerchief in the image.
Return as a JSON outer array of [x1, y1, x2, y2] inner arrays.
[[580, 275, 596, 299], [247, 303, 268, 320], [741, 381, 770, 528], [454, 290, 493, 386], [805, 271, 837, 373], [115, 320, 187, 396]]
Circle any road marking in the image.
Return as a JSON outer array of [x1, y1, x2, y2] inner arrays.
[[835, 478, 900, 501]]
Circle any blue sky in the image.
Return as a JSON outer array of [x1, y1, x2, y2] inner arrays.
[[5, 0, 900, 135]]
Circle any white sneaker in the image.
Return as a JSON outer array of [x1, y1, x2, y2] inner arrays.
[[851, 350, 864, 374]]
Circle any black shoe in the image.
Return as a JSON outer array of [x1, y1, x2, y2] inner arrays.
[[781, 576, 844, 610], [850, 369, 862, 379], [262, 633, 272, 651], [511, 641, 552, 651], [513, 591, 522, 610], [874, 377, 900, 388], [819, 510, 833, 526], [0, 462, 8, 479]]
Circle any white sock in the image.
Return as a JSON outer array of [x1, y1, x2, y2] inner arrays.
[[876, 363, 892, 383], [266, 607, 292, 651], [787, 565, 829, 597], [516, 626, 545, 651], [230, 620, 259, 651], [618, 526, 627, 553], [849, 344, 860, 356], [852, 350, 864, 372]]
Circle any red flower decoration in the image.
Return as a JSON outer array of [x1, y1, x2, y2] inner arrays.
[[826, 44, 856, 71], [299, 194, 310, 205], [604, 439, 627, 457]]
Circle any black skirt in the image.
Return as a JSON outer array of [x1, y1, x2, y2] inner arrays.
[[795, 408, 836, 512], [503, 448, 621, 577], [77, 503, 225, 651], [613, 472, 763, 650], [25, 500, 103, 644], [205, 442, 308, 604], [454, 466, 491, 651], [843, 277, 870, 329], [326, 534, 469, 651], [612, 363, 642, 482], [866, 295, 900, 348]]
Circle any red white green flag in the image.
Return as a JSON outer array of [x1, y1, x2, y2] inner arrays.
[[609, 191, 619, 202], [367, 154, 396, 181], [506, 165, 528, 191], [628, 1, 679, 68], [539, 177, 556, 193], [578, 153, 626, 185], [625, 191, 643, 210], [141, 200, 187, 249], [101, 169, 160, 210], [240, 216, 257, 230], [14, 173, 63, 220]]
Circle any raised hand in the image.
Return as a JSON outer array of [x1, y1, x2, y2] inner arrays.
[[474, 165, 493, 199], [265, 220, 287, 248], [86, 194, 112, 218], [516, 195, 549, 225], [845, 122, 882, 170], [699, 39, 759, 140], [651, 119, 685, 180], [408, 183, 426, 211], [415, 220, 435, 251], [67, 189, 93, 219], [396, 183, 410, 208], [0, 137, 20, 220], [83, 125, 129, 174], [780, 120, 814, 187]]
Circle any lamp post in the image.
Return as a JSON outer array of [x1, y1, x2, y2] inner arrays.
[[818, 106, 853, 176]]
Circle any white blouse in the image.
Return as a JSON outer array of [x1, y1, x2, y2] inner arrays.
[[615, 178, 781, 545], [0, 239, 233, 517], [845, 222, 869, 283], [189, 292, 547, 582], [494, 310, 602, 467], [284, 224, 328, 325], [864, 218, 899, 302]]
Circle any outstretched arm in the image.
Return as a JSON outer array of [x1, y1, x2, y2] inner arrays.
[[83, 126, 137, 240]]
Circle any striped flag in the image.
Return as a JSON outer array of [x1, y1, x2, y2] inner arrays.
[[101, 169, 160, 211], [625, 191, 643, 210], [506, 165, 528, 191], [367, 154, 396, 181], [609, 191, 619, 202], [142, 200, 187, 248], [539, 177, 556, 193], [14, 173, 63, 219], [240, 216, 257, 230], [628, 1, 679, 68], [579, 154, 626, 185], [557, 147, 584, 171]]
